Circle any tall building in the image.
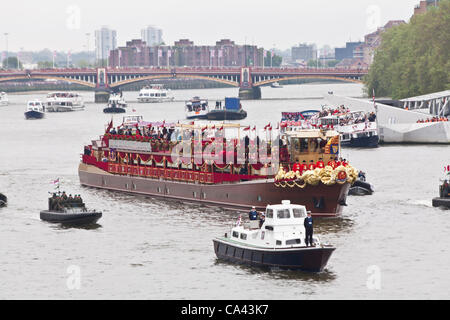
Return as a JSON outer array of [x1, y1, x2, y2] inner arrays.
[[414, 0, 440, 16], [291, 43, 317, 62], [109, 38, 265, 68], [95, 26, 117, 62], [141, 26, 163, 46], [334, 42, 364, 61]]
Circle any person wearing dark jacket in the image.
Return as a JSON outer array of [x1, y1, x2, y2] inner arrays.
[[249, 206, 258, 221], [304, 211, 314, 246]]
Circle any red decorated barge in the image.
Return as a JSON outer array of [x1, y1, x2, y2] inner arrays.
[[78, 116, 354, 217]]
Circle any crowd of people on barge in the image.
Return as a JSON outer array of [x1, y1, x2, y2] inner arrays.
[[288, 156, 348, 175], [48, 192, 85, 211], [109, 125, 175, 142], [416, 117, 448, 123], [319, 105, 377, 125]]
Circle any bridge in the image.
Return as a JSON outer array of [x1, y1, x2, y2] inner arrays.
[[0, 67, 367, 101]]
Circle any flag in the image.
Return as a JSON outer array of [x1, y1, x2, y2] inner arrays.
[[252, 126, 256, 131], [243, 126, 250, 131], [105, 118, 113, 133], [236, 214, 242, 226], [51, 178, 60, 184], [201, 126, 208, 132], [264, 123, 271, 130], [211, 125, 215, 130], [218, 126, 224, 131], [190, 121, 195, 125], [132, 108, 136, 112]]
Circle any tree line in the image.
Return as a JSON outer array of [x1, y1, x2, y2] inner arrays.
[[364, 0, 450, 99]]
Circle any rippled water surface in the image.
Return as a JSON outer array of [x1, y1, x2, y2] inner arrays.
[[0, 83, 449, 299]]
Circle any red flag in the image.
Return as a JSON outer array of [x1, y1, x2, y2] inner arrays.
[[202, 126, 208, 132], [190, 121, 195, 125], [243, 126, 250, 131], [105, 118, 113, 133], [211, 125, 215, 130], [252, 126, 256, 131], [218, 126, 224, 131]]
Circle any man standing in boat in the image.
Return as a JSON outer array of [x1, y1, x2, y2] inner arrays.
[[249, 206, 258, 221], [304, 211, 314, 247]]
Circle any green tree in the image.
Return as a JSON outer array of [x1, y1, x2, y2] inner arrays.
[[2, 57, 23, 69], [264, 54, 282, 67], [365, 0, 450, 99]]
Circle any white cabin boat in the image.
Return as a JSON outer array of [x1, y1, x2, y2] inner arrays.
[[185, 97, 209, 119], [108, 93, 127, 108], [0, 92, 8, 106], [318, 110, 379, 148], [137, 84, 174, 103], [213, 200, 335, 272], [271, 82, 283, 88], [24, 100, 45, 119], [46, 92, 85, 112]]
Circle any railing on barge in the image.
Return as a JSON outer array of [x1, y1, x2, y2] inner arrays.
[[82, 154, 267, 184]]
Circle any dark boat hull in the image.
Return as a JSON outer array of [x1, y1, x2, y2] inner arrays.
[[103, 107, 126, 113], [341, 135, 379, 148], [432, 197, 450, 209], [0, 193, 6, 207], [213, 239, 335, 272], [349, 180, 374, 196], [24, 111, 45, 119], [78, 164, 349, 217], [40, 210, 102, 225], [207, 110, 247, 121]]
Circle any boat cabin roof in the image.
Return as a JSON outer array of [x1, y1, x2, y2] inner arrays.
[[265, 201, 308, 226], [27, 100, 42, 106]]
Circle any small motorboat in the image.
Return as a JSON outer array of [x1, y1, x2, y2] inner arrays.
[[207, 97, 247, 121], [432, 169, 450, 209], [24, 100, 45, 119], [0, 193, 7, 207], [185, 96, 209, 119], [213, 200, 335, 272], [271, 81, 283, 88], [40, 192, 102, 225], [349, 171, 374, 196]]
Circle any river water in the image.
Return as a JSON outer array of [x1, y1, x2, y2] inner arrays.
[[0, 83, 449, 299]]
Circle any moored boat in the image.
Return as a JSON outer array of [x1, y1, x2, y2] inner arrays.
[[432, 168, 450, 209], [213, 200, 335, 272], [108, 93, 127, 108], [137, 84, 174, 103], [78, 116, 357, 217], [45, 92, 85, 112], [24, 100, 45, 120], [207, 97, 247, 121], [185, 97, 209, 119]]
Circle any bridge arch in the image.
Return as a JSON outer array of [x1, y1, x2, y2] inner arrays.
[[0, 75, 96, 88], [253, 75, 363, 87], [109, 74, 239, 88]]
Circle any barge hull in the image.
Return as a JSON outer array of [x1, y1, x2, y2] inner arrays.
[[78, 164, 349, 217]]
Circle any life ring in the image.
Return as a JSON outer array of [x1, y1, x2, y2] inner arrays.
[[337, 171, 347, 180]]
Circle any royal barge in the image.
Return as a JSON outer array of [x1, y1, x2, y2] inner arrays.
[[78, 116, 357, 216]]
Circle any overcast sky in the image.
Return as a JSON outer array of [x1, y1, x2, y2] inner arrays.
[[2, 0, 421, 52]]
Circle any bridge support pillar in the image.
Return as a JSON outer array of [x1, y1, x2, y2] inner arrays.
[[238, 86, 261, 100], [94, 88, 111, 103]]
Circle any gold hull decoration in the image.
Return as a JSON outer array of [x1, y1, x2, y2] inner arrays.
[[274, 165, 358, 188]]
